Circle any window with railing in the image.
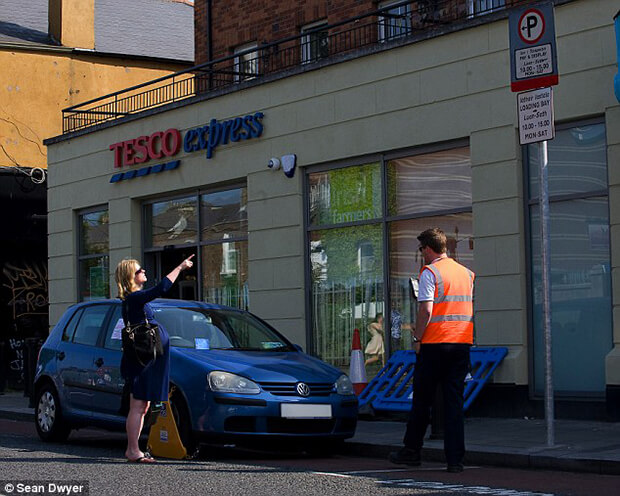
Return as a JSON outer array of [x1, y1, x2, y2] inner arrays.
[[378, 0, 412, 42], [301, 21, 329, 64], [234, 43, 259, 82], [468, 0, 506, 17]]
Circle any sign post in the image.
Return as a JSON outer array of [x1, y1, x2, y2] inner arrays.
[[510, 2, 558, 448]]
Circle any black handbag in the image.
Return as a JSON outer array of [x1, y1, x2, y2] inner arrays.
[[122, 311, 164, 367]]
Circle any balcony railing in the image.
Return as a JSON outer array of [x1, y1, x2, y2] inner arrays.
[[62, 0, 526, 134]]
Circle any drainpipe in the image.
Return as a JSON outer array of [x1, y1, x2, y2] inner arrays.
[[615, 10, 620, 103], [208, 0, 213, 89]]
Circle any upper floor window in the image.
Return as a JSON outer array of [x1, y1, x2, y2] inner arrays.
[[378, 1, 412, 42], [78, 208, 109, 301], [468, 0, 505, 17], [234, 43, 259, 82], [301, 21, 329, 64]]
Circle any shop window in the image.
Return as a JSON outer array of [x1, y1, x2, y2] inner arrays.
[[234, 43, 259, 82], [307, 147, 472, 376], [387, 147, 472, 217], [301, 21, 329, 64], [145, 196, 198, 248], [527, 122, 611, 395], [309, 162, 382, 227], [378, 1, 412, 42], [143, 186, 248, 310], [310, 224, 384, 371], [78, 208, 109, 301], [202, 240, 248, 310]]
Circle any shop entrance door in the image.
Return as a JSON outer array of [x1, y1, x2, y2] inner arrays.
[[145, 248, 198, 301]]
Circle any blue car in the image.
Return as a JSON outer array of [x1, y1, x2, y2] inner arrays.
[[34, 299, 358, 452]]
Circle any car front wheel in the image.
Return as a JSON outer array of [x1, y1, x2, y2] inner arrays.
[[34, 383, 71, 442], [170, 393, 197, 456]]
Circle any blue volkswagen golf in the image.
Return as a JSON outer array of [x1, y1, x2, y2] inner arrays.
[[34, 299, 358, 452]]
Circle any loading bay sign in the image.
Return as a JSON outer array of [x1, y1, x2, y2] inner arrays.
[[509, 2, 559, 92], [518, 86, 554, 145]]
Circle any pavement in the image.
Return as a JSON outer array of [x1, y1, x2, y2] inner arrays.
[[2, 391, 619, 476]]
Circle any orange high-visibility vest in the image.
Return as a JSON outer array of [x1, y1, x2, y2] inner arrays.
[[420, 257, 474, 344]]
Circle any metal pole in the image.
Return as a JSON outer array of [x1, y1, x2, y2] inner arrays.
[[539, 140, 554, 447]]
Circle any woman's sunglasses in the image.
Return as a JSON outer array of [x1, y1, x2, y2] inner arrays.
[[135, 268, 146, 276]]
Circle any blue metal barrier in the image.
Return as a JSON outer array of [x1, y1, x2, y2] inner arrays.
[[358, 347, 508, 412]]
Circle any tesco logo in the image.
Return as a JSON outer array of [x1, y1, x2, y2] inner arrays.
[[109, 128, 181, 168]]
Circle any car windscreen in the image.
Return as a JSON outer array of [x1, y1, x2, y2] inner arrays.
[[153, 307, 294, 351]]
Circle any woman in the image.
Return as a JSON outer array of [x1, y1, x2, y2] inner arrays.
[[115, 254, 194, 463], [365, 313, 385, 367]]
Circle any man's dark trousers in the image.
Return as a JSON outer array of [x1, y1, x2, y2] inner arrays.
[[403, 343, 470, 466]]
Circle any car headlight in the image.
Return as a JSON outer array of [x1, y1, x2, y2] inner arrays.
[[335, 374, 354, 395], [208, 371, 261, 395]]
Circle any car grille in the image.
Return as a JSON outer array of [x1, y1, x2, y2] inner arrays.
[[258, 382, 334, 397]]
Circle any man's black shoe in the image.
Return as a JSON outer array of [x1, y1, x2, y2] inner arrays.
[[446, 463, 464, 473], [388, 447, 421, 466]]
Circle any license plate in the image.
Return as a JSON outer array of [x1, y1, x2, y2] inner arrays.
[[280, 404, 332, 419]]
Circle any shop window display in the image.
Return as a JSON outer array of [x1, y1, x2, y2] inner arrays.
[[78, 208, 109, 301], [308, 147, 472, 376]]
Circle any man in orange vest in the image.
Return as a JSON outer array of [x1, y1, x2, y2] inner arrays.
[[389, 227, 474, 473]]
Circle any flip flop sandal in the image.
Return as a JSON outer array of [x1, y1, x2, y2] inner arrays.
[[127, 453, 156, 463]]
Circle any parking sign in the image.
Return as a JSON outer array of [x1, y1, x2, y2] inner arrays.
[[509, 2, 558, 92]]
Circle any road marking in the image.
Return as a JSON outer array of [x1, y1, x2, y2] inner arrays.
[[378, 479, 555, 496], [312, 472, 353, 478], [341, 467, 481, 474]]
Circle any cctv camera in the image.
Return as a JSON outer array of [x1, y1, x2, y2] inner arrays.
[[268, 157, 281, 170]]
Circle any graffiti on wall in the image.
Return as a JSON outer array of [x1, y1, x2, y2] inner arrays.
[[2, 262, 48, 320], [7, 338, 24, 374]]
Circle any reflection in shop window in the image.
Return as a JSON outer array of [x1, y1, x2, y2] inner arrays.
[[310, 224, 384, 374], [78, 208, 109, 301], [202, 241, 248, 310], [146, 196, 198, 248]]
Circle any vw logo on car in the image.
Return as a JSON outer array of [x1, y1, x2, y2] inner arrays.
[[296, 382, 310, 397]]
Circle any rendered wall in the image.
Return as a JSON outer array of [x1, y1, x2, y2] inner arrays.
[[0, 49, 188, 170], [47, 0, 620, 387]]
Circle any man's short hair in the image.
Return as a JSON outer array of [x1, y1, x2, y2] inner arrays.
[[417, 228, 447, 254]]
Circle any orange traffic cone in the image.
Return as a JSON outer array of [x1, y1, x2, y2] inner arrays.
[[349, 328, 368, 395]]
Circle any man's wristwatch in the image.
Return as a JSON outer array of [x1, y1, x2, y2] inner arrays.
[[412, 336, 420, 343]]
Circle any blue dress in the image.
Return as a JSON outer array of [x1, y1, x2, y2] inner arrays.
[[121, 277, 172, 402]]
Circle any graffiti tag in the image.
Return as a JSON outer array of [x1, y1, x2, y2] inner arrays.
[[2, 262, 48, 319]]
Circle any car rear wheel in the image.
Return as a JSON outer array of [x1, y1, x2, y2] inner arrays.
[[170, 393, 197, 455], [34, 383, 71, 442]]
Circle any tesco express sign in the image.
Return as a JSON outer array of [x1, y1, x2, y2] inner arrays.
[[109, 112, 264, 183]]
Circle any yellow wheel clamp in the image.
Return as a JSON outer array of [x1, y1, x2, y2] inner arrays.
[[147, 400, 188, 460]]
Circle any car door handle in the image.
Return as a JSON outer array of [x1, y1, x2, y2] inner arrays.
[[57, 351, 65, 360], [94, 357, 104, 368]]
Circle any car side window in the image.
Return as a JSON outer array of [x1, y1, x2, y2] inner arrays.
[[104, 306, 124, 351], [72, 305, 110, 347], [62, 309, 83, 342]]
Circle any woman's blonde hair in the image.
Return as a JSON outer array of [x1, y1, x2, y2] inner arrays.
[[115, 259, 140, 300]]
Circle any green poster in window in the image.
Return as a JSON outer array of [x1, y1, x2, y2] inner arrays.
[[89, 265, 107, 298], [328, 164, 382, 225]]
